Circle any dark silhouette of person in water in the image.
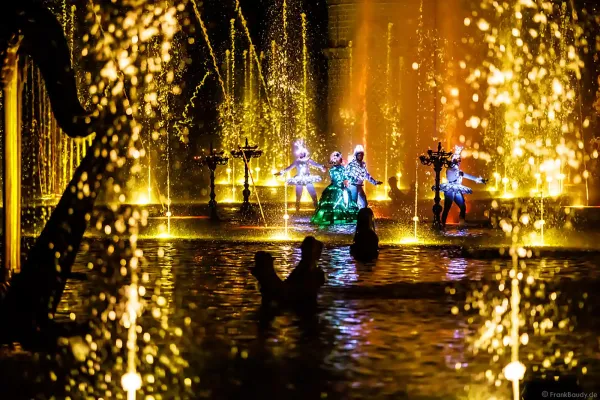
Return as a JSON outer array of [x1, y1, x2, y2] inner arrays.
[[251, 251, 287, 307], [250, 236, 325, 310], [350, 207, 379, 262], [285, 236, 325, 308], [388, 176, 403, 203]]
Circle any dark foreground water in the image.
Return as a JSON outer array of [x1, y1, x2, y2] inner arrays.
[[2, 218, 600, 399], [54, 239, 600, 398]]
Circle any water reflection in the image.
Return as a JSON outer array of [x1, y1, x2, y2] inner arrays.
[[446, 258, 468, 281], [443, 328, 469, 370], [323, 300, 367, 363], [324, 246, 358, 286], [442, 229, 486, 238], [157, 242, 176, 308], [10, 240, 598, 399]]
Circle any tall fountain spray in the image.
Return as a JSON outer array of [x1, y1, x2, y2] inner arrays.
[[182, 0, 319, 231], [44, 1, 193, 398], [19, 64, 92, 204], [301, 13, 309, 140], [503, 250, 526, 400], [188, 0, 268, 224], [540, 187, 545, 246], [229, 19, 237, 202], [413, 161, 419, 240], [414, 0, 425, 239], [120, 260, 142, 400], [282, 0, 291, 231], [166, 127, 172, 235], [384, 22, 393, 199], [234, 1, 271, 109], [228, 0, 319, 231], [463, 0, 588, 201]]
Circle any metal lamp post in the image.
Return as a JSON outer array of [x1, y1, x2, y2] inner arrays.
[[419, 142, 456, 230], [231, 138, 263, 214], [196, 143, 229, 220]]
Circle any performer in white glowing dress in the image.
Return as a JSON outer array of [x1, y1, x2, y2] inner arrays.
[[276, 141, 326, 211], [438, 146, 486, 227]]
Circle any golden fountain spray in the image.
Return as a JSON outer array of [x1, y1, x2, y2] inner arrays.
[[413, 160, 419, 240], [281, 0, 290, 158], [384, 22, 393, 199], [120, 257, 142, 400], [412, 0, 425, 241], [192, 1, 227, 100], [193, 0, 267, 225], [230, 18, 237, 200], [234, 0, 271, 108], [301, 13, 309, 140], [503, 250, 526, 400]]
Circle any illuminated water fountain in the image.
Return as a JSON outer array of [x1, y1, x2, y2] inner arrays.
[[3, 3, 600, 400], [190, 0, 271, 220], [454, 199, 588, 399], [181, 0, 322, 234], [0, 2, 93, 229], [413, 161, 420, 240], [462, 0, 589, 205], [1, 1, 194, 398]]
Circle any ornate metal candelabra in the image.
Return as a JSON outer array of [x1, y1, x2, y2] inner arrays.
[[231, 138, 263, 214], [419, 142, 456, 230], [197, 143, 229, 220]]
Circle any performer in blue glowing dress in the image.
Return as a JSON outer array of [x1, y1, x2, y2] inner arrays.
[[311, 151, 359, 225], [437, 146, 486, 227], [276, 141, 326, 211]]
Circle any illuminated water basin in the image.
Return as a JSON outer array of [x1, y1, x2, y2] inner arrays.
[[45, 238, 600, 399]]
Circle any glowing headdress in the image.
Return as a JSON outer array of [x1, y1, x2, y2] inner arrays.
[[452, 145, 464, 164], [330, 151, 343, 164], [353, 145, 365, 155], [294, 140, 309, 158]]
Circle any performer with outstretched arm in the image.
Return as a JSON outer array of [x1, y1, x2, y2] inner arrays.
[[276, 141, 326, 211], [345, 145, 383, 209], [438, 146, 486, 227]]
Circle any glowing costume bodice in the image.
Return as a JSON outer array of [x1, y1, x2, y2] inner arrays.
[[281, 158, 325, 186], [329, 165, 347, 187], [311, 165, 358, 225], [295, 160, 311, 177], [435, 164, 479, 195], [346, 160, 376, 186], [446, 166, 463, 185]]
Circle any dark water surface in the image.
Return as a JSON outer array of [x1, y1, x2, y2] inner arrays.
[[44, 237, 600, 399]]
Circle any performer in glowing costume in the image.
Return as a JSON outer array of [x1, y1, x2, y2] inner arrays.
[[345, 145, 383, 209], [277, 141, 326, 211], [438, 146, 486, 227], [311, 151, 359, 225]]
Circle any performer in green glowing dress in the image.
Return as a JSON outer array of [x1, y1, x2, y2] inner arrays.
[[311, 152, 359, 225]]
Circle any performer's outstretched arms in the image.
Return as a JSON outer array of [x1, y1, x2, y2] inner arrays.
[[365, 170, 383, 186], [461, 171, 485, 184], [308, 159, 327, 172], [277, 161, 297, 176]]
